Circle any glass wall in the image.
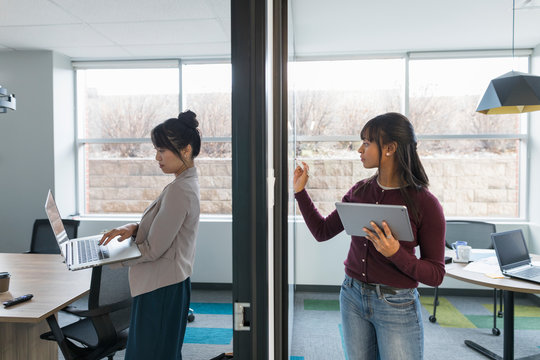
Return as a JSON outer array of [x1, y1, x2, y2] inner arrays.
[[291, 55, 528, 219]]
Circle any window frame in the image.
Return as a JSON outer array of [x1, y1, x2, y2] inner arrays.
[[74, 59, 232, 218], [74, 50, 533, 221], [290, 50, 532, 222]]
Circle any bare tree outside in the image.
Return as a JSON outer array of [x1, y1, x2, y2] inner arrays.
[[86, 93, 179, 158], [78, 58, 524, 217], [185, 92, 232, 158]]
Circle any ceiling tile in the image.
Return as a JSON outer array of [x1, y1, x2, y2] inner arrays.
[[123, 42, 230, 58], [52, 0, 218, 23], [0, 0, 78, 26], [50, 46, 133, 60], [0, 24, 114, 49], [92, 19, 228, 45], [1, 0, 540, 60]]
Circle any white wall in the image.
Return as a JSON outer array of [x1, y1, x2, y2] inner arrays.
[[529, 45, 540, 253], [52, 52, 76, 216], [78, 218, 233, 283], [0, 51, 56, 253], [294, 220, 531, 288]]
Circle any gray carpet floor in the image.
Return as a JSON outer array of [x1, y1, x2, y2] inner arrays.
[[57, 289, 540, 360], [291, 291, 540, 360]]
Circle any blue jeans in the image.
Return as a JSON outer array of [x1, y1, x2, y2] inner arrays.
[[340, 274, 423, 360]]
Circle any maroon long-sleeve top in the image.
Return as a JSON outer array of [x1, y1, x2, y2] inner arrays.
[[295, 177, 446, 288]]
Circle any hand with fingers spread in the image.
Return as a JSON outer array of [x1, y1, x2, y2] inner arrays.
[[293, 161, 310, 193], [99, 223, 138, 246], [363, 220, 400, 257]]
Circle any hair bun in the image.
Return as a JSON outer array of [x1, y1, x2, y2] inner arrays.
[[178, 110, 199, 129]]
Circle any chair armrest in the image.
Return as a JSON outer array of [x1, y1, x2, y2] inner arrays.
[[66, 299, 132, 317]]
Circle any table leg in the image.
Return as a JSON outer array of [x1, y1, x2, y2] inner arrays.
[[503, 291, 514, 359]]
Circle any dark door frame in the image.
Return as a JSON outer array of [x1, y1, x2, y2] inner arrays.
[[272, 0, 289, 359], [231, 0, 288, 358], [231, 0, 269, 358]]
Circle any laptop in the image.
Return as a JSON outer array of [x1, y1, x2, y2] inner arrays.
[[335, 202, 415, 242], [44, 190, 141, 271], [492, 229, 540, 284]]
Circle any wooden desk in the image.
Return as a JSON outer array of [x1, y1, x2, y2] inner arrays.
[[0, 253, 91, 360], [445, 254, 540, 360]]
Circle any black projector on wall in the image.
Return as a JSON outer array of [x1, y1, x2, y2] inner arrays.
[[0, 85, 16, 113]]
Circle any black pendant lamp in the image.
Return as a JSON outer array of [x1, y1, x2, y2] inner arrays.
[[476, 0, 540, 115]]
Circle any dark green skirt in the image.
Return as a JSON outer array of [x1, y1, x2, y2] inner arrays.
[[125, 278, 191, 360]]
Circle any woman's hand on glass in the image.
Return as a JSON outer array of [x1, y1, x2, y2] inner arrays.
[[293, 161, 310, 193], [99, 223, 138, 246]]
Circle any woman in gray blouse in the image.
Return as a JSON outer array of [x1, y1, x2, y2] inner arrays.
[[99, 110, 201, 360]]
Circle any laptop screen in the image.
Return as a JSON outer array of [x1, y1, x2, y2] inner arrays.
[[492, 229, 530, 267], [45, 190, 69, 245]]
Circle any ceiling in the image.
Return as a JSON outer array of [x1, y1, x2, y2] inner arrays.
[[1, 0, 540, 61]]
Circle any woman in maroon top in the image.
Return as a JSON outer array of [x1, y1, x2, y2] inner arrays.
[[293, 112, 445, 360]]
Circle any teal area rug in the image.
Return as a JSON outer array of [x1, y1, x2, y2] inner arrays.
[[184, 327, 232, 345], [185, 302, 233, 345], [190, 302, 233, 315]]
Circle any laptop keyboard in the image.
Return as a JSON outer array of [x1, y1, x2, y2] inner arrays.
[[78, 239, 110, 263], [516, 266, 540, 279]]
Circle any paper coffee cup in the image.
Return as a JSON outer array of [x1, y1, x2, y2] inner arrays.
[[0, 272, 10, 293], [457, 245, 472, 262]]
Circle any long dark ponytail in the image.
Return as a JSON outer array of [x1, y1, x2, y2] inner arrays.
[[356, 112, 428, 221]]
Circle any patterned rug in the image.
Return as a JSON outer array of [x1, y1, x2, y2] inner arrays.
[[419, 296, 540, 330]]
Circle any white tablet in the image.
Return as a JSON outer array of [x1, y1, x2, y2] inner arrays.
[[335, 202, 415, 242]]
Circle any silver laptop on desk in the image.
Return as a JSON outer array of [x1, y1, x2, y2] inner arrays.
[[45, 190, 141, 271], [492, 229, 540, 284]]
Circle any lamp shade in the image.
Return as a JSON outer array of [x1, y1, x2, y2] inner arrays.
[[476, 71, 540, 114]]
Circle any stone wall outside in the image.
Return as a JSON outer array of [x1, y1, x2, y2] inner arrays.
[[88, 156, 518, 217]]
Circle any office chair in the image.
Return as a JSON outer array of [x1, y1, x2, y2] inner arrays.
[[28, 218, 80, 254], [41, 265, 131, 360], [429, 220, 502, 336]]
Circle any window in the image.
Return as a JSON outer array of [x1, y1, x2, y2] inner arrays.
[[182, 63, 232, 215], [76, 62, 232, 216], [408, 56, 528, 218], [291, 59, 404, 215], [76, 54, 530, 219], [291, 55, 529, 219]]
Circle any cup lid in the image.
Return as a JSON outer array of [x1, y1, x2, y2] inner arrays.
[[0, 272, 10, 278]]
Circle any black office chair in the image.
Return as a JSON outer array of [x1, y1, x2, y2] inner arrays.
[[28, 218, 80, 254], [41, 265, 131, 360], [429, 220, 502, 336]]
